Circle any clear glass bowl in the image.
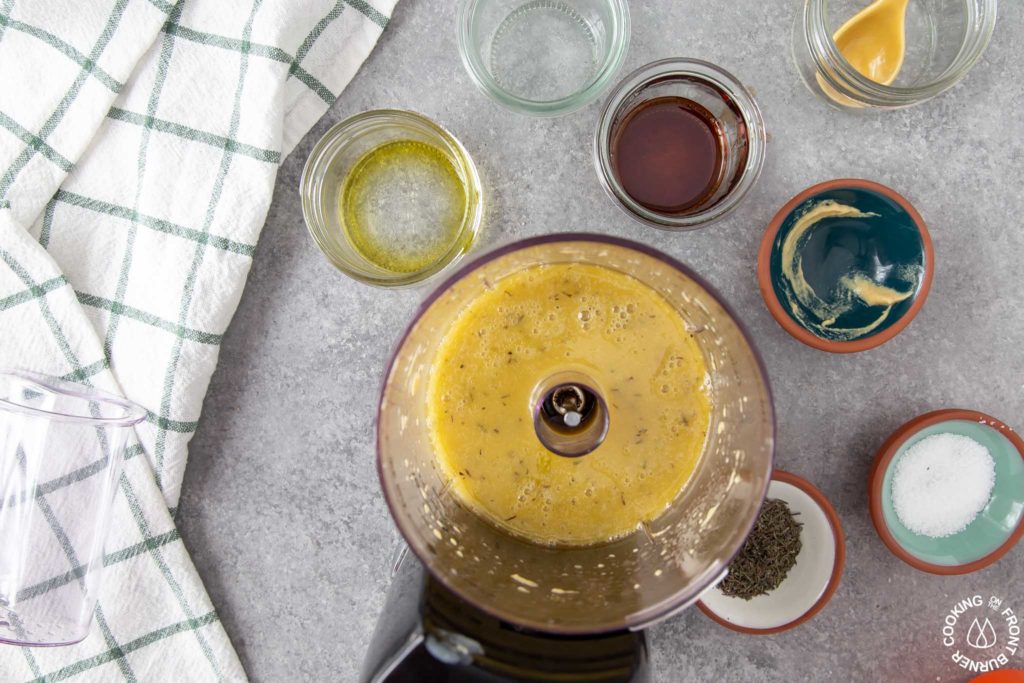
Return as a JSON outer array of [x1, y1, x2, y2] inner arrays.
[[457, 0, 630, 116], [792, 0, 998, 109], [377, 234, 775, 634], [300, 110, 484, 287], [594, 58, 767, 230]]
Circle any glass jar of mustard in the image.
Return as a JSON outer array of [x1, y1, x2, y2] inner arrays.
[[791, 0, 997, 110]]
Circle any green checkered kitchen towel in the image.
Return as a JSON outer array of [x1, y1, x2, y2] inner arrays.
[[0, 0, 396, 679]]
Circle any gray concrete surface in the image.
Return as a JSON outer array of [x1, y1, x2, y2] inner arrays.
[[176, 1, 1024, 680]]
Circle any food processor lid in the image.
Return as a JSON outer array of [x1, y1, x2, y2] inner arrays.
[[376, 233, 776, 634]]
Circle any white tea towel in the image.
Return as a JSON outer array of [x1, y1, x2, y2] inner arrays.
[[0, 0, 396, 679]]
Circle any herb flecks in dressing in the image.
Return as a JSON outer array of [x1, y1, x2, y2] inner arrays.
[[427, 263, 711, 546]]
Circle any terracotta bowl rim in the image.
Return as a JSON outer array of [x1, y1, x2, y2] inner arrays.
[[756, 178, 934, 354]]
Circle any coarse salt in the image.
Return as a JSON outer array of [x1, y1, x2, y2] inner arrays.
[[891, 433, 995, 538]]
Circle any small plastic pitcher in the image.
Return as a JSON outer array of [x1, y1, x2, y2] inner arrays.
[[0, 370, 145, 646]]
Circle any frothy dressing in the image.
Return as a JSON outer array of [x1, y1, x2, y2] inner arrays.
[[427, 263, 711, 545]]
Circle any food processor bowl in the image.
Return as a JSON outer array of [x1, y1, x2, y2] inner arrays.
[[377, 234, 774, 634]]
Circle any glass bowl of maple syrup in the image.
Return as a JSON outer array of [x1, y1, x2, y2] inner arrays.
[[594, 58, 766, 230]]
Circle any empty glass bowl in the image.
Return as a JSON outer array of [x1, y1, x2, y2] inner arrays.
[[457, 0, 630, 116]]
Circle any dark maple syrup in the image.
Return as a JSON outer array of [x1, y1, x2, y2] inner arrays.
[[610, 96, 727, 215]]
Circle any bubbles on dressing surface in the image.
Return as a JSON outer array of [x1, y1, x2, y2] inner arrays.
[[426, 263, 711, 544]]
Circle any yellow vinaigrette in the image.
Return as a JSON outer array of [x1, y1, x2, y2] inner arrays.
[[427, 263, 711, 545], [340, 140, 468, 273]]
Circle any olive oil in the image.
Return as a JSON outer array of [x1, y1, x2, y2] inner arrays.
[[340, 140, 468, 273]]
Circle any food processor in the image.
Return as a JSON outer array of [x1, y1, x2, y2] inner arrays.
[[362, 234, 774, 681]]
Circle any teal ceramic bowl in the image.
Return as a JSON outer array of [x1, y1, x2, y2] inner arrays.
[[869, 409, 1024, 574], [758, 179, 934, 353]]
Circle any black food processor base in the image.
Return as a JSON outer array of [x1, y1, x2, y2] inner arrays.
[[360, 552, 650, 683]]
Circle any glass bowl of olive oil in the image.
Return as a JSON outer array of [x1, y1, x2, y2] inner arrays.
[[301, 110, 484, 287]]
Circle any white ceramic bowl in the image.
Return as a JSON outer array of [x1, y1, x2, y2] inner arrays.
[[698, 470, 845, 634]]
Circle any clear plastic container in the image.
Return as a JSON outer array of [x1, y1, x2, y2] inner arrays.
[[0, 370, 145, 646], [458, 0, 630, 116], [792, 0, 998, 109]]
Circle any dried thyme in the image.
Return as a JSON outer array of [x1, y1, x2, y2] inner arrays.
[[719, 498, 802, 600]]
